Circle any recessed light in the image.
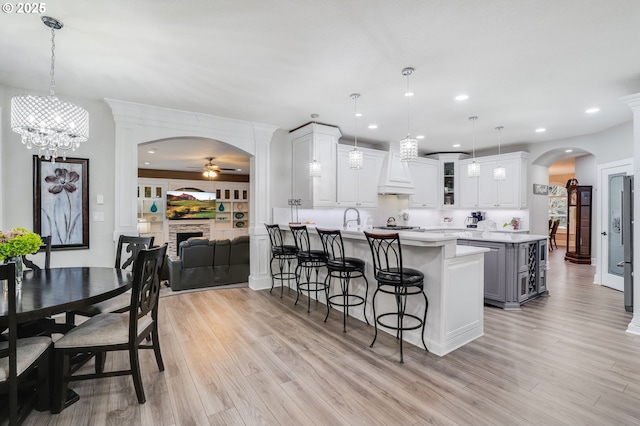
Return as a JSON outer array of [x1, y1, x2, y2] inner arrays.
[[535, 128, 546, 133], [404, 91, 414, 97], [368, 124, 378, 129], [147, 149, 156, 154], [585, 107, 600, 114], [236, 168, 242, 172], [453, 144, 461, 148], [565, 149, 573, 153], [455, 94, 469, 101], [416, 135, 425, 140], [354, 112, 363, 117], [144, 162, 150, 165]]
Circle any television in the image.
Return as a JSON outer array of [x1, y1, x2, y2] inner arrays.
[[166, 190, 217, 220]]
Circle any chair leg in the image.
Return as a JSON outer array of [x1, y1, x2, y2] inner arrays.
[[369, 287, 380, 348], [294, 264, 302, 306], [152, 327, 165, 371], [421, 291, 429, 352], [341, 274, 350, 333], [129, 345, 146, 404], [95, 352, 106, 374], [362, 274, 370, 325], [66, 311, 76, 326], [324, 273, 332, 323]]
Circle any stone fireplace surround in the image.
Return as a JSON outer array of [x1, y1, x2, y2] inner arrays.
[[168, 222, 211, 257]]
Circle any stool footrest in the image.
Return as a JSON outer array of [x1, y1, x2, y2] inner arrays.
[[375, 312, 424, 332], [327, 293, 365, 308], [298, 282, 329, 293]]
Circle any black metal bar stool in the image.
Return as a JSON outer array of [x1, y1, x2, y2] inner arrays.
[[265, 224, 298, 297], [316, 228, 369, 332], [364, 231, 428, 363], [289, 225, 328, 313]]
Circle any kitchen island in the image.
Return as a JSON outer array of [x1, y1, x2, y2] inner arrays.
[[427, 230, 549, 309], [282, 226, 488, 357]]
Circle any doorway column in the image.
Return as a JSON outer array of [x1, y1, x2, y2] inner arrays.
[[106, 99, 278, 291], [621, 93, 640, 334]]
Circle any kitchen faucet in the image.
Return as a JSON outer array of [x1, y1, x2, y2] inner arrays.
[[343, 208, 361, 229]]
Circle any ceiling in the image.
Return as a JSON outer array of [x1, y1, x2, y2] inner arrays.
[[2, 1, 640, 172]]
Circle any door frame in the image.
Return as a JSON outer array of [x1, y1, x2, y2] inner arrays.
[[596, 159, 633, 289]]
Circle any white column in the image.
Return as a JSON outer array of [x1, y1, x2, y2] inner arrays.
[[621, 93, 640, 334]]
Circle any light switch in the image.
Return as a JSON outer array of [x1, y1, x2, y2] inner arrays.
[[96, 194, 104, 205], [93, 212, 105, 222]]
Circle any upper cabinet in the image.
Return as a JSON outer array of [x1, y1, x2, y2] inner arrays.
[[407, 157, 440, 208], [459, 151, 528, 209], [425, 153, 469, 208], [336, 145, 386, 208], [290, 123, 341, 208]]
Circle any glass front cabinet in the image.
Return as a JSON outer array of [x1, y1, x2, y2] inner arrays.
[[565, 185, 592, 264]]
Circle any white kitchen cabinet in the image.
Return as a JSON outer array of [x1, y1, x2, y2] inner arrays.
[[336, 145, 385, 207], [459, 152, 528, 209], [290, 122, 341, 208], [407, 157, 439, 208], [425, 153, 469, 208]]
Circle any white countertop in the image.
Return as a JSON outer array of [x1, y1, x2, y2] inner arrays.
[[430, 230, 549, 243]]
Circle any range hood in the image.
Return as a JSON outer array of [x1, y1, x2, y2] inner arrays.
[[378, 145, 416, 195]]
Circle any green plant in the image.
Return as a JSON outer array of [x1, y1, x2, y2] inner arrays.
[[0, 227, 43, 260]]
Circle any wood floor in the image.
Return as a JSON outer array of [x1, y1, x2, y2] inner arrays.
[[23, 249, 640, 425]]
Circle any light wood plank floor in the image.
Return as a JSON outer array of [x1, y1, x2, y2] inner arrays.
[[23, 249, 640, 425]]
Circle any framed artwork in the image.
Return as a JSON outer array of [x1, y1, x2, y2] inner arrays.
[[33, 156, 90, 250], [533, 183, 549, 195]]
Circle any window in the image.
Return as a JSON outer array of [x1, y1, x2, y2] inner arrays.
[[548, 185, 568, 228]]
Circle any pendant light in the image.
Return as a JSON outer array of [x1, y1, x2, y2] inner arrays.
[[493, 126, 506, 181], [308, 113, 322, 178], [11, 16, 89, 161], [348, 93, 364, 170], [399, 67, 418, 161], [467, 116, 480, 177]]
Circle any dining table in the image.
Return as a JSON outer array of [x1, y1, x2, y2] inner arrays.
[[0, 266, 133, 412]]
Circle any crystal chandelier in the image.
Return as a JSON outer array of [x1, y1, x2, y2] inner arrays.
[[467, 116, 480, 177], [399, 67, 418, 161], [11, 16, 89, 161], [348, 93, 364, 170], [202, 157, 218, 179], [493, 126, 506, 181], [308, 113, 322, 177]]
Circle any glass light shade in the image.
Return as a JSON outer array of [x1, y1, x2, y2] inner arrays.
[[309, 160, 322, 177], [400, 136, 418, 161], [11, 94, 89, 160], [203, 170, 217, 178], [348, 148, 363, 170], [467, 161, 480, 177], [493, 165, 506, 181]]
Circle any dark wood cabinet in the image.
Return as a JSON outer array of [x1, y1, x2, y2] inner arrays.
[[565, 185, 592, 264]]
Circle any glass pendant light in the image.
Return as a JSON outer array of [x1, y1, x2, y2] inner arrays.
[[467, 116, 480, 177], [493, 126, 506, 181], [11, 16, 89, 161], [348, 93, 364, 170], [308, 113, 322, 178], [399, 67, 418, 161]]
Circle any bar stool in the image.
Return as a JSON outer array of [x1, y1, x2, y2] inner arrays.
[[290, 225, 328, 313], [265, 224, 298, 297], [364, 231, 428, 363], [316, 228, 369, 332]]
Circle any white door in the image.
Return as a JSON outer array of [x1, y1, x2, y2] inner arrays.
[[598, 160, 633, 291]]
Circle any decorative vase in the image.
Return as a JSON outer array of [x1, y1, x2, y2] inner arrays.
[[150, 201, 158, 213], [4, 256, 24, 289], [218, 204, 225, 212]]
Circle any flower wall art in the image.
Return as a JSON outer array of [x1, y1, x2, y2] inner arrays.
[[33, 156, 89, 250]]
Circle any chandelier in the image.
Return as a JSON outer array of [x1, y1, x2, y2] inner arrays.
[[11, 16, 89, 161], [467, 116, 480, 177], [399, 67, 418, 161], [202, 157, 218, 179], [493, 126, 506, 181], [308, 113, 322, 177], [348, 93, 364, 170]]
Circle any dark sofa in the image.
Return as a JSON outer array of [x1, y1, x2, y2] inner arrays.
[[167, 236, 250, 291]]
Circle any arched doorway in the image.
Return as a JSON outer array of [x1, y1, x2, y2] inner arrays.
[[106, 99, 278, 291]]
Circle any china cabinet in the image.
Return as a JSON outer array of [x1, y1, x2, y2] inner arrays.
[[565, 185, 592, 264], [336, 145, 385, 207]]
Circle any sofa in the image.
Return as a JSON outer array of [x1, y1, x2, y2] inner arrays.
[[167, 236, 250, 291]]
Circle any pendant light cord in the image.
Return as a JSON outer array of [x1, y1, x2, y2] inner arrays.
[[49, 27, 56, 96], [353, 95, 358, 148], [469, 116, 478, 159]]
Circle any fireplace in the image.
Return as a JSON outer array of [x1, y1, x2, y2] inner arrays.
[[176, 232, 203, 255]]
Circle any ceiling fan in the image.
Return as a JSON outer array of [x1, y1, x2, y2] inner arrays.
[[189, 157, 238, 177]]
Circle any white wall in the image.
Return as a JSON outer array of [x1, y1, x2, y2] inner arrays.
[[1, 84, 117, 267]]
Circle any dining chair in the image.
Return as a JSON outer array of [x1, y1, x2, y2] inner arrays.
[[51, 244, 168, 413], [0, 263, 52, 425], [22, 235, 52, 271], [66, 235, 155, 325], [549, 219, 560, 250]]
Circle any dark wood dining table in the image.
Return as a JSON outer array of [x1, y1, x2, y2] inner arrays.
[[0, 267, 133, 412]]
